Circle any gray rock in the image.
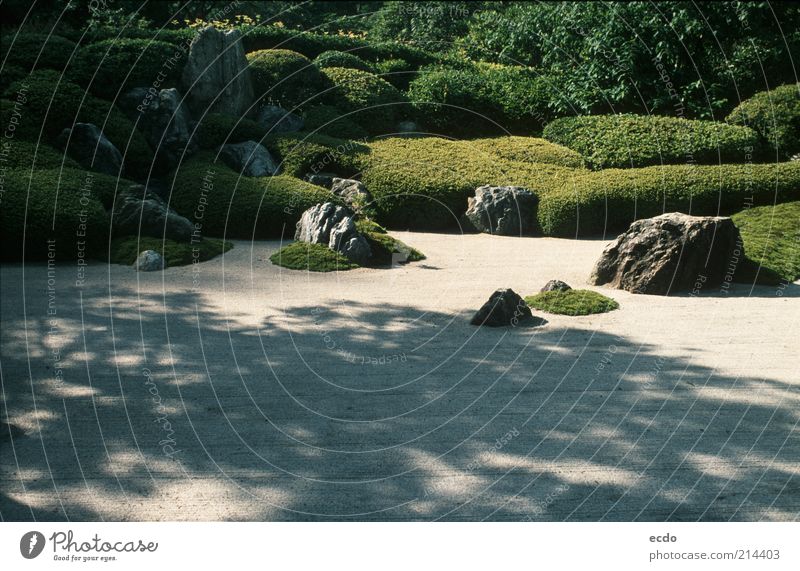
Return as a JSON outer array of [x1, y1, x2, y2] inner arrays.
[[57, 123, 122, 176], [464, 186, 538, 235], [256, 105, 304, 133], [541, 280, 572, 292], [303, 172, 337, 189], [120, 87, 196, 171], [182, 27, 254, 117], [331, 178, 371, 210], [134, 250, 165, 271], [112, 185, 195, 242], [219, 140, 279, 177], [589, 212, 743, 295], [396, 120, 422, 137], [295, 202, 372, 264], [471, 288, 541, 327]]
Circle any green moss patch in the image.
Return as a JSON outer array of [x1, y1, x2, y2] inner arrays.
[[525, 289, 619, 316], [732, 201, 800, 282], [356, 219, 425, 265], [269, 242, 359, 272], [108, 236, 232, 267]]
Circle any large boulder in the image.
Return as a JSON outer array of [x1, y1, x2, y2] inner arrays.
[[470, 288, 540, 327], [218, 140, 279, 177], [134, 250, 164, 271], [256, 105, 304, 133], [331, 178, 371, 210], [295, 202, 371, 264], [182, 27, 254, 117], [463, 186, 538, 235], [541, 280, 572, 292], [56, 123, 122, 176], [120, 87, 196, 171], [112, 185, 195, 242], [589, 212, 743, 295]]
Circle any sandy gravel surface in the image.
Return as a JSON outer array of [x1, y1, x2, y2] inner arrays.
[[1, 232, 798, 521]]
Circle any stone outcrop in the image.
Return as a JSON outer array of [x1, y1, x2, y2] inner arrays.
[[471, 288, 542, 327], [295, 202, 371, 264], [218, 141, 279, 177], [112, 185, 194, 242], [57, 123, 122, 176], [463, 186, 538, 235]]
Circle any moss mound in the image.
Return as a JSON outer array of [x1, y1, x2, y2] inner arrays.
[[108, 236, 233, 267], [732, 201, 800, 282], [2, 141, 80, 170], [269, 242, 359, 272], [525, 289, 619, 316], [355, 219, 425, 265]]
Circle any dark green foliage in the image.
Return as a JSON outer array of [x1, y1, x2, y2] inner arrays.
[[542, 114, 762, 169], [269, 242, 359, 272], [320, 67, 407, 135], [168, 155, 334, 239], [731, 201, 800, 282], [727, 84, 800, 160], [373, 58, 415, 90], [525, 289, 619, 316], [108, 236, 233, 267], [1, 141, 80, 170], [314, 50, 375, 73], [0, 66, 27, 92], [407, 63, 553, 136], [0, 168, 109, 261], [0, 33, 77, 71], [263, 132, 368, 178], [538, 162, 800, 237], [369, 1, 476, 50], [194, 113, 267, 149], [301, 105, 369, 140], [69, 39, 180, 100], [247, 49, 329, 109]]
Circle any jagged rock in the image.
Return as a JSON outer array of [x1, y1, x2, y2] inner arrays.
[[331, 178, 371, 210], [471, 288, 540, 327], [218, 140, 279, 177], [112, 185, 195, 242], [182, 27, 254, 117], [295, 202, 371, 264], [464, 186, 538, 235], [134, 250, 164, 271], [256, 105, 304, 133], [303, 172, 337, 189], [541, 280, 572, 292], [589, 212, 743, 295], [56, 123, 122, 176]]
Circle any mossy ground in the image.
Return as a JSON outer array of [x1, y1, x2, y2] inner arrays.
[[732, 201, 800, 282], [269, 242, 359, 272], [525, 289, 619, 316], [109, 237, 233, 267]]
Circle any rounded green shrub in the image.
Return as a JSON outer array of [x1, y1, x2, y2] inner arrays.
[[194, 113, 267, 149], [538, 162, 800, 237], [69, 39, 180, 100], [0, 33, 77, 71], [2, 141, 80, 170], [542, 114, 762, 169], [263, 132, 368, 178], [0, 168, 109, 261], [373, 58, 414, 90], [313, 50, 375, 73], [169, 155, 335, 239], [246, 49, 329, 109], [301, 105, 369, 140], [461, 137, 585, 168], [320, 67, 407, 135], [727, 84, 800, 160], [525, 289, 619, 315]]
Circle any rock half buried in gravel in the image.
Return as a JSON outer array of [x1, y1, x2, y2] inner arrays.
[[134, 250, 165, 271], [295, 202, 371, 264], [471, 288, 544, 327], [589, 212, 743, 295], [541, 279, 572, 292]]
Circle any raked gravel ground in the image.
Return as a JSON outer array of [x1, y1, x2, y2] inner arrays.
[[1, 232, 798, 521]]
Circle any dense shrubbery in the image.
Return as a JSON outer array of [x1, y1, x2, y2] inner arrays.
[[246, 49, 329, 109], [538, 162, 800, 237], [407, 63, 552, 136], [314, 50, 375, 73], [69, 39, 180, 100], [543, 114, 762, 169], [372, 58, 415, 90], [727, 84, 800, 160], [301, 105, 369, 140], [0, 33, 77, 71], [169, 155, 334, 238], [193, 113, 267, 149], [3, 141, 79, 170], [320, 67, 407, 135], [462, 137, 584, 168], [263, 132, 368, 178]]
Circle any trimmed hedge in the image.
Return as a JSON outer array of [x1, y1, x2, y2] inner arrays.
[[246, 49, 329, 109], [2, 141, 80, 170], [69, 39, 180, 100], [542, 114, 762, 169], [0, 33, 77, 71], [407, 63, 553, 137], [0, 168, 110, 261], [194, 113, 267, 149], [320, 67, 407, 135], [461, 137, 585, 169], [313, 50, 375, 73], [731, 201, 800, 282], [538, 162, 800, 237], [301, 105, 369, 140], [373, 58, 415, 90], [727, 84, 800, 160], [263, 132, 368, 178], [169, 155, 335, 238]]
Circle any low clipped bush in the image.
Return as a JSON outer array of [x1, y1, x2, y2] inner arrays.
[[301, 105, 369, 140], [0, 33, 77, 71], [0, 168, 110, 261], [538, 162, 800, 237], [320, 67, 407, 135], [169, 155, 334, 238], [193, 113, 267, 149], [2, 141, 80, 170], [542, 114, 762, 169], [263, 132, 368, 178], [313, 50, 375, 73], [108, 236, 233, 267], [727, 84, 800, 160], [525, 289, 619, 316], [407, 63, 553, 136], [731, 201, 800, 282], [69, 39, 180, 100], [269, 242, 359, 272], [246, 49, 329, 109]]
